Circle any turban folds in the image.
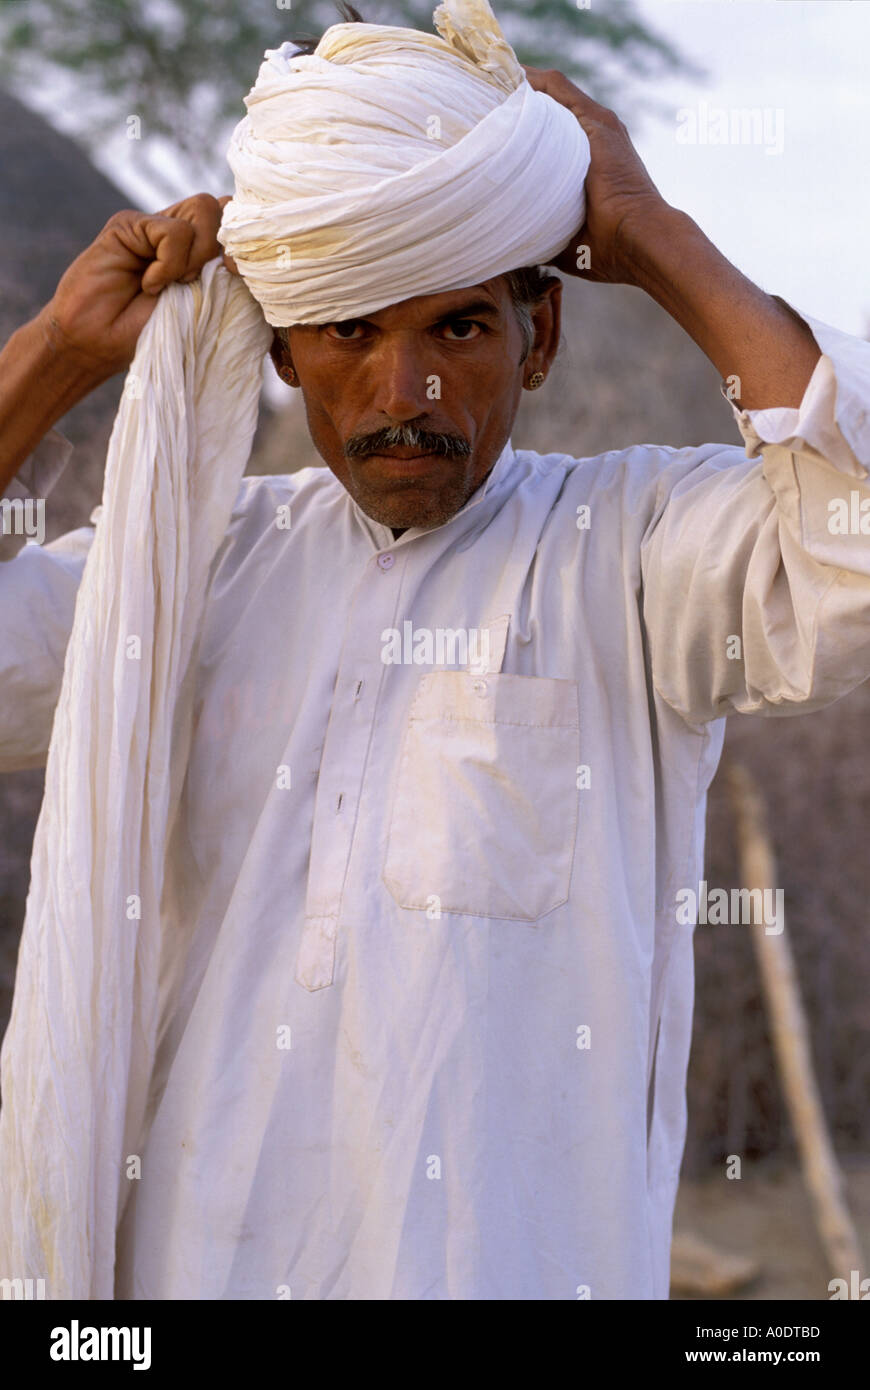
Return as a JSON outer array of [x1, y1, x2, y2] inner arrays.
[[218, 0, 591, 325]]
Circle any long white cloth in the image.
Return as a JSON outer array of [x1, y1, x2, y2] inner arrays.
[[0, 262, 270, 1298], [218, 0, 591, 324]]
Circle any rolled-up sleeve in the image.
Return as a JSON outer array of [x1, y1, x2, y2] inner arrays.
[[0, 515, 97, 770], [641, 303, 870, 725]]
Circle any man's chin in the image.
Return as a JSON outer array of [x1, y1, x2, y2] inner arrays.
[[352, 493, 462, 530], [347, 475, 474, 531]]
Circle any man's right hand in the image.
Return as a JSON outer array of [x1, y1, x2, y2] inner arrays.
[[36, 193, 233, 383]]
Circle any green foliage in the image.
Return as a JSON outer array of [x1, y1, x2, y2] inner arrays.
[[0, 0, 694, 185]]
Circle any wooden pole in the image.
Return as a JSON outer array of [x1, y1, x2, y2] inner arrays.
[[725, 759, 865, 1285]]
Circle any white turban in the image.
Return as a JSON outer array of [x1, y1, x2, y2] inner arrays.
[[218, 0, 591, 325]]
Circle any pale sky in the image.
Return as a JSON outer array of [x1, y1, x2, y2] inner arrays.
[[629, 0, 870, 335]]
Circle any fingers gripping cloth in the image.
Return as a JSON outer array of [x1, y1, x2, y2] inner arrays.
[[218, 0, 591, 325], [0, 262, 271, 1297]]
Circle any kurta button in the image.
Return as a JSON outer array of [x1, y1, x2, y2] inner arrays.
[[472, 679, 488, 696], [377, 553, 395, 570]]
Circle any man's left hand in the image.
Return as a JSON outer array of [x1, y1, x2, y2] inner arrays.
[[523, 67, 668, 286]]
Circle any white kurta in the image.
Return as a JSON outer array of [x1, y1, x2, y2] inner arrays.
[[2, 304, 869, 1300]]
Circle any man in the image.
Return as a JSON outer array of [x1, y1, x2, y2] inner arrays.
[[0, 2, 868, 1299]]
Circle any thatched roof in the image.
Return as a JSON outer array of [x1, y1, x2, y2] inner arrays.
[[0, 88, 129, 539], [0, 89, 131, 311]]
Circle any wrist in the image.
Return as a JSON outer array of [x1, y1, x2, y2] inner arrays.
[[33, 305, 117, 391], [614, 201, 700, 295]]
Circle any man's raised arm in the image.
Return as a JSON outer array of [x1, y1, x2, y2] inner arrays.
[[0, 193, 238, 771], [524, 66, 822, 412], [0, 193, 233, 494], [529, 67, 870, 724]]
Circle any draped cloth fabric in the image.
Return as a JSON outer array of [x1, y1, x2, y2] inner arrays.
[[218, 0, 591, 325], [0, 262, 271, 1297]]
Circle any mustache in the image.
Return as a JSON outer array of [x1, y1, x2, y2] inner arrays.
[[344, 422, 472, 461]]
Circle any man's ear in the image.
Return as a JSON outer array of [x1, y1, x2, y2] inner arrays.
[[528, 276, 563, 377], [270, 331, 299, 387]]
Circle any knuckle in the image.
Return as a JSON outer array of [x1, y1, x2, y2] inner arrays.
[[191, 191, 221, 219], [102, 208, 138, 233], [171, 219, 196, 244]]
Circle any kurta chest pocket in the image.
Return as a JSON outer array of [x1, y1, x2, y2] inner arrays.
[[382, 670, 580, 922]]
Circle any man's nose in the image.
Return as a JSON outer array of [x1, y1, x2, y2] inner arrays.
[[370, 338, 433, 422]]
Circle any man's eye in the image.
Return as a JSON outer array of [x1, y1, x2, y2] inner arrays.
[[441, 319, 482, 341], [327, 321, 365, 340]]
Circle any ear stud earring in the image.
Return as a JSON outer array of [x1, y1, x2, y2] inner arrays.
[[526, 371, 545, 390]]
